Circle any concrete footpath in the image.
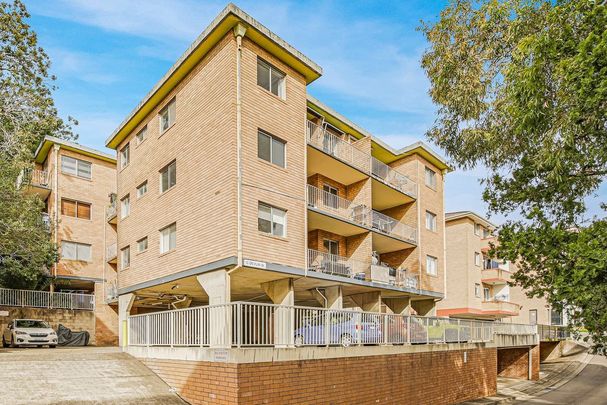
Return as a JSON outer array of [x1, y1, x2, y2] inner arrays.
[[0, 346, 187, 404]]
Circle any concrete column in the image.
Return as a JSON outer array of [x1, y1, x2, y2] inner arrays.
[[197, 270, 231, 348], [311, 286, 343, 309], [118, 293, 135, 348], [262, 278, 294, 347], [350, 291, 381, 312], [383, 296, 411, 315]]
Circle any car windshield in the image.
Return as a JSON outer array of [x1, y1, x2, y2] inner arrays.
[[15, 320, 50, 328]]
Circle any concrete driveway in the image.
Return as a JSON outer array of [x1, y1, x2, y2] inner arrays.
[[0, 346, 187, 404]]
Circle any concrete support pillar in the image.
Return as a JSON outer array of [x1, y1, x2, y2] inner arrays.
[[311, 286, 343, 309], [262, 278, 294, 347], [383, 296, 411, 315], [197, 270, 231, 348], [350, 291, 382, 312], [118, 293, 135, 348], [411, 299, 436, 316]]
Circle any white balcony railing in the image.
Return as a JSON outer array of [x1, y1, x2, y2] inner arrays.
[[538, 324, 570, 340], [371, 157, 416, 198], [17, 168, 50, 189], [307, 121, 370, 174], [128, 301, 496, 348], [307, 249, 368, 279], [106, 204, 117, 221], [0, 288, 95, 311], [371, 210, 417, 243], [105, 282, 118, 302], [306, 184, 370, 227]]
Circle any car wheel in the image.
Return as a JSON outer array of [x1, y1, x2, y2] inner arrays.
[[49, 345, 56, 349], [10, 336, 18, 349], [37, 345, 42, 348], [1, 336, 7, 348], [340, 333, 352, 348], [294, 335, 304, 347]]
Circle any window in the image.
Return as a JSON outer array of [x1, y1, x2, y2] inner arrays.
[[136, 181, 148, 199], [61, 241, 91, 262], [474, 252, 481, 267], [137, 237, 148, 253], [550, 309, 563, 326], [61, 199, 91, 220], [121, 246, 130, 269], [257, 58, 285, 98], [120, 195, 130, 219], [424, 167, 437, 189], [322, 184, 338, 209], [61, 156, 92, 179], [120, 143, 130, 169], [257, 130, 286, 167], [475, 283, 481, 298], [426, 255, 438, 276], [425, 211, 437, 231], [159, 98, 176, 133], [474, 223, 482, 236], [323, 239, 339, 256], [136, 126, 147, 145], [483, 228, 492, 238], [160, 161, 176, 193], [484, 288, 491, 301], [258, 202, 287, 237], [160, 223, 177, 254], [529, 309, 538, 325]]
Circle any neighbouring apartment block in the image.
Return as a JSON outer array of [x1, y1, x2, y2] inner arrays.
[[17, 136, 119, 345]]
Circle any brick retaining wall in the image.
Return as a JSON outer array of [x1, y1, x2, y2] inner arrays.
[[497, 345, 540, 380]]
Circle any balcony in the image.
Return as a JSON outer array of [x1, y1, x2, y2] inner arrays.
[[106, 204, 117, 224], [371, 156, 416, 200], [307, 249, 367, 279], [481, 299, 520, 316], [481, 268, 512, 285], [306, 184, 369, 236], [16, 168, 51, 199], [41, 213, 51, 233], [106, 243, 117, 264]]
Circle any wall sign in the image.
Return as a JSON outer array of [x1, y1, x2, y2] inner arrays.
[[243, 259, 267, 269]]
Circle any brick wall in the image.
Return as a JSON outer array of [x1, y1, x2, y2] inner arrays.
[[497, 346, 539, 380], [0, 306, 95, 344], [142, 347, 497, 405]]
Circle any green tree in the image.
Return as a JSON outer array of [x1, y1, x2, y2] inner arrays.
[[0, 0, 75, 289], [421, 0, 607, 347]]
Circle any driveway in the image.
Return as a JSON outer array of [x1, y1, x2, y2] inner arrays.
[[0, 346, 187, 404], [513, 354, 607, 405]]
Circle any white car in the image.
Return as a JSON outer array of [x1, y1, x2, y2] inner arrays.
[[2, 319, 58, 348]]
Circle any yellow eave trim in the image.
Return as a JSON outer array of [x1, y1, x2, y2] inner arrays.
[[35, 140, 116, 164]]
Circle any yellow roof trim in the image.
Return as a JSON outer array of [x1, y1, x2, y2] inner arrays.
[[35, 136, 116, 164], [106, 3, 322, 150]]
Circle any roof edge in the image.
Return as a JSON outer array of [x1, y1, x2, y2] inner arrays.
[[445, 211, 497, 229], [34, 136, 116, 164]]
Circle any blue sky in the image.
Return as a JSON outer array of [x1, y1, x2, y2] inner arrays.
[[24, 0, 606, 224]]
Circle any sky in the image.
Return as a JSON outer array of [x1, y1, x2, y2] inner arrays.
[[23, 0, 605, 225]]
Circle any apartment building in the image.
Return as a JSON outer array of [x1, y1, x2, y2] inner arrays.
[[20, 136, 119, 345], [438, 211, 567, 327]]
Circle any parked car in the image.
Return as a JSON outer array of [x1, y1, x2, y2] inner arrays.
[[294, 312, 381, 347], [2, 319, 58, 348]]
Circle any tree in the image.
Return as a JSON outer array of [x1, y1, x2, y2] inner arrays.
[[420, 0, 607, 347], [0, 0, 75, 289]]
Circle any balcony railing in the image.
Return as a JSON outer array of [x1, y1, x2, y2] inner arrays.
[[41, 213, 51, 232], [107, 243, 117, 262], [307, 121, 370, 174], [538, 324, 570, 340], [16, 168, 50, 189], [106, 204, 117, 221], [0, 288, 95, 311], [371, 210, 417, 243], [306, 184, 370, 227], [482, 300, 520, 314], [105, 282, 118, 302], [481, 268, 511, 284], [371, 157, 416, 198], [307, 249, 368, 279], [128, 301, 495, 348], [494, 322, 537, 335]]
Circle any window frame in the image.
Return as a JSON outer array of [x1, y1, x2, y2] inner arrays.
[[120, 143, 130, 170], [474, 223, 482, 236], [257, 129, 286, 168], [120, 246, 130, 270], [61, 156, 92, 180], [61, 198, 92, 220], [257, 202, 287, 238], [159, 223, 177, 254], [426, 255, 438, 276], [474, 252, 481, 267], [120, 194, 130, 219], [159, 160, 177, 194], [61, 241, 92, 262], [256, 58, 286, 99], [323, 239, 339, 256], [136, 237, 148, 254], [424, 167, 437, 189], [136, 125, 147, 146], [136, 181, 148, 199], [474, 283, 481, 298], [425, 210, 437, 232], [159, 98, 176, 135]]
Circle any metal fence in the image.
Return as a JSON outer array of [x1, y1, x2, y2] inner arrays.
[[307, 249, 368, 279], [371, 157, 417, 198], [538, 324, 570, 340], [0, 288, 95, 311], [371, 210, 417, 243], [128, 301, 495, 348]]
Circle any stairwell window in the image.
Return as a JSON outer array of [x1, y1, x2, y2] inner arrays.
[[61, 156, 92, 179], [120, 195, 130, 219], [257, 58, 285, 98], [426, 255, 438, 276], [474, 252, 481, 267], [121, 246, 130, 269], [258, 202, 286, 237], [160, 160, 176, 193], [425, 167, 437, 189], [61, 241, 91, 262], [425, 211, 437, 231], [136, 126, 147, 146], [160, 223, 177, 254], [120, 143, 130, 169], [258, 130, 286, 168], [159, 98, 176, 134]]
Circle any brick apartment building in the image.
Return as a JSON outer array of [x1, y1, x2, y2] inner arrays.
[[17, 136, 119, 345]]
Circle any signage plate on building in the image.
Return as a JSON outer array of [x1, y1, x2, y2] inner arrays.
[[0, 311, 9, 317], [244, 259, 267, 269], [213, 349, 229, 362]]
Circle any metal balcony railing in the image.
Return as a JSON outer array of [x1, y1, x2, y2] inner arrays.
[[307, 249, 368, 279], [0, 288, 95, 311], [306, 184, 370, 227], [538, 324, 570, 340], [16, 168, 50, 189], [107, 243, 117, 262], [307, 121, 370, 174], [371, 210, 417, 243], [106, 204, 117, 221], [371, 157, 416, 198]]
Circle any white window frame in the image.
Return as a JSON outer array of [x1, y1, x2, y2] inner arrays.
[[425, 211, 437, 232], [475, 283, 481, 298], [258, 202, 287, 237], [120, 195, 130, 219], [474, 252, 481, 267], [136, 125, 147, 146], [483, 287, 491, 301], [159, 98, 176, 134], [256, 58, 286, 98], [137, 237, 148, 253], [61, 241, 92, 262], [120, 143, 130, 170], [136, 181, 148, 199], [61, 156, 92, 179], [426, 255, 438, 276], [121, 246, 130, 269], [159, 160, 176, 194], [424, 167, 437, 189], [159, 223, 177, 254], [474, 223, 482, 236], [257, 130, 286, 168]]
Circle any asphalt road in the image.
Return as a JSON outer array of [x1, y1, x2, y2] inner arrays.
[[514, 354, 607, 405]]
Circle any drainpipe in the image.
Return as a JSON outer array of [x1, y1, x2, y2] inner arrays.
[[442, 169, 447, 301], [52, 145, 60, 288], [234, 23, 247, 268]]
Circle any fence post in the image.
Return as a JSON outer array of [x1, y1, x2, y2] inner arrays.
[[425, 318, 429, 344], [170, 311, 174, 348], [236, 303, 242, 348], [383, 314, 388, 345], [146, 316, 150, 348], [457, 319, 461, 343], [406, 316, 411, 344]]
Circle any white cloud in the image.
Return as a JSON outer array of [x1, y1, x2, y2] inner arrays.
[[48, 48, 121, 85]]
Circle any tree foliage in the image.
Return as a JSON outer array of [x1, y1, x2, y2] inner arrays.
[[0, 0, 75, 289], [421, 0, 607, 346]]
